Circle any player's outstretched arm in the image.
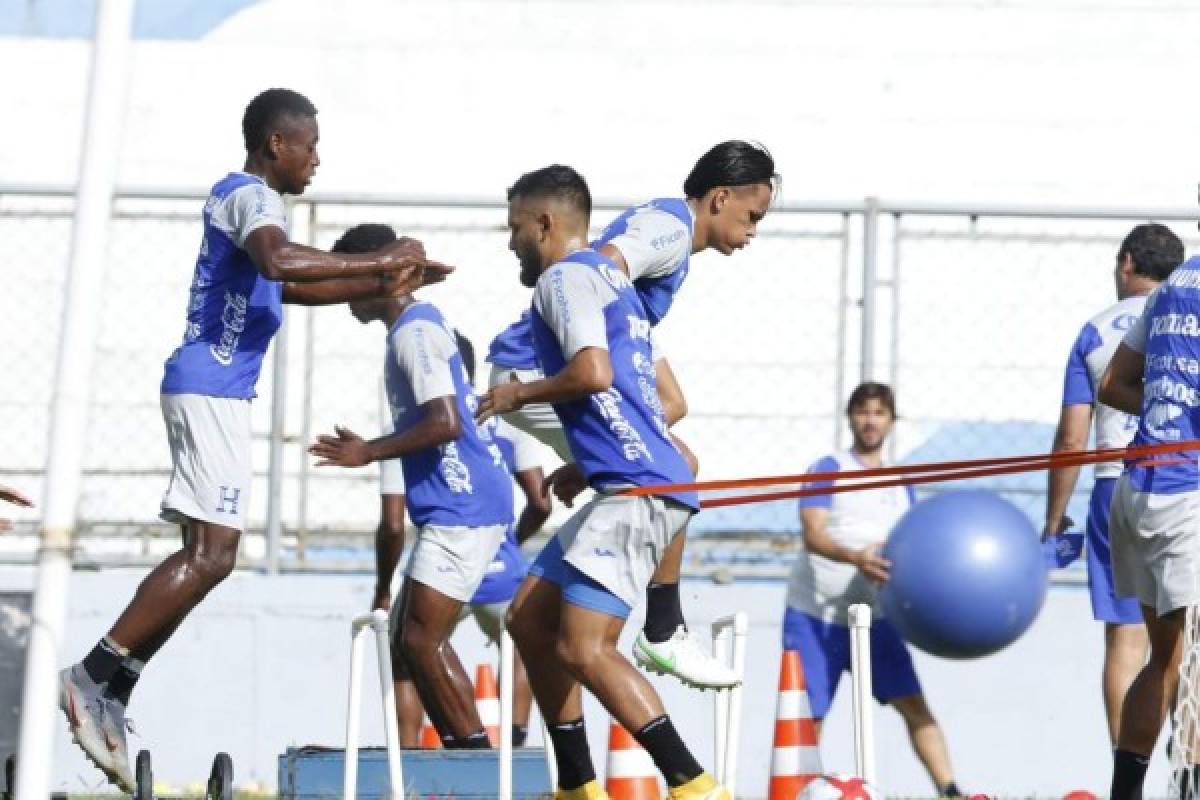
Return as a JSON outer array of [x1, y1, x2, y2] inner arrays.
[[512, 467, 552, 544], [475, 348, 612, 423], [1097, 343, 1146, 416], [282, 259, 453, 306], [309, 397, 461, 468], [244, 226, 449, 285], [1043, 404, 1091, 538]]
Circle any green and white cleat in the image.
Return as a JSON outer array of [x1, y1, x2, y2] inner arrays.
[[633, 627, 740, 690]]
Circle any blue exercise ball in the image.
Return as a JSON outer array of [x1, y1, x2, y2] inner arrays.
[[878, 490, 1048, 659]]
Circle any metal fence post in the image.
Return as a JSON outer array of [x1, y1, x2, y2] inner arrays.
[[264, 208, 298, 574], [860, 196, 880, 383]]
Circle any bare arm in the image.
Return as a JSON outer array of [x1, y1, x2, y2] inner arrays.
[[655, 357, 688, 427], [801, 505, 890, 583], [310, 396, 462, 467], [1044, 403, 1092, 538], [0, 484, 33, 534], [372, 494, 406, 611], [244, 226, 446, 284], [512, 467, 552, 544], [476, 348, 612, 422], [1098, 343, 1146, 416]]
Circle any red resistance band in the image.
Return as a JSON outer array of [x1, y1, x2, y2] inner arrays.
[[619, 440, 1200, 510]]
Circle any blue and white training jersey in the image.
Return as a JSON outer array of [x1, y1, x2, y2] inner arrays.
[[1062, 295, 1147, 479], [787, 451, 916, 623], [529, 249, 698, 510], [384, 301, 514, 528], [487, 198, 694, 370], [1123, 256, 1200, 494], [162, 173, 288, 399]]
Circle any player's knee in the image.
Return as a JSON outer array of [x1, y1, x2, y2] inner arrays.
[[554, 634, 604, 678], [506, 603, 541, 648], [190, 545, 237, 587]]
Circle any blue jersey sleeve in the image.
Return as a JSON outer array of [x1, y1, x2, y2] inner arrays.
[[1062, 323, 1102, 407], [798, 455, 840, 510]]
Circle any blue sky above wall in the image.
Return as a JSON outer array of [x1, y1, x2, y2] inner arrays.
[[0, 0, 259, 39]]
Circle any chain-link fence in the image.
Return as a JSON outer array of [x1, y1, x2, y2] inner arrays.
[[2, 187, 1196, 575]]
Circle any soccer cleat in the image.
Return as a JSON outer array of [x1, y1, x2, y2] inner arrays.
[[59, 665, 120, 787], [634, 627, 740, 690], [665, 772, 730, 800], [555, 779, 612, 799], [100, 697, 136, 792]]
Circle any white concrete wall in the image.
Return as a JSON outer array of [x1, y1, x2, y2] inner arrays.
[[2, 0, 1199, 206], [0, 565, 1169, 797]]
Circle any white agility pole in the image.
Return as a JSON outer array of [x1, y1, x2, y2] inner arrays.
[[344, 610, 403, 800], [711, 611, 748, 797], [499, 629, 515, 800], [542, 718, 558, 788], [848, 603, 877, 785], [14, 1, 135, 798]]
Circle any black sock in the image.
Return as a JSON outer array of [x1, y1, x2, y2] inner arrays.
[[939, 781, 961, 797], [81, 637, 127, 686], [104, 658, 144, 707], [1111, 749, 1149, 800], [547, 718, 596, 790], [643, 583, 685, 643], [512, 724, 528, 747], [633, 715, 703, 788], [443, 730, 491, 749]]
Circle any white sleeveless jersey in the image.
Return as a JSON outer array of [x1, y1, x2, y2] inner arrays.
[[786, 450, 915, 624]]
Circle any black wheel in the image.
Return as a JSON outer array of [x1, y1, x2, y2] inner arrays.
[[134, 749, 153, 800], [207, 752, 233, 800]]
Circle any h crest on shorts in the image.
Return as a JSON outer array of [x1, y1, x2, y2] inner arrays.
[[215, 486, 241, 514]]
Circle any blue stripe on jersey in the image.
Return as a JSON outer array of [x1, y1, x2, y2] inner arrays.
[[470, 423, 526, 604], [161, 173, 283, 399], [385, 302, 514, 527], [486, 198, 693, 369], [1062, 322, 1102, 406], [530, 249, 699, 510], [485, 310, 540, 370], [594, 197, 693, 324], [1128, 256, 1200, 494], [797, 455, 839, 510]]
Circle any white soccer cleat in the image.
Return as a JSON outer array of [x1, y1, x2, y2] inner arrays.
[[59, 665, 122, 788], [633, 626, 740, 690], [100, 698, 136, 792]]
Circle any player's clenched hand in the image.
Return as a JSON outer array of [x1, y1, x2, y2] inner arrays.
[[543, 464, 587, 508], [854, 543, 891, 584], [309, 425, 371, 468], [475, 377, 525, 424]]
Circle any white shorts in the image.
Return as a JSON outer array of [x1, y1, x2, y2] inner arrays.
[[380, 458, 405, 496], [1110, 474, 1200, 616], [488, 364, 571, 461], [159, 393, 253, 532], [554, 494, 693, 610], [404, 523, 508, 603]]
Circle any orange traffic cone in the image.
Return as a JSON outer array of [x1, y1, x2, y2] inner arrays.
[[768, 649, 822, 800], [419, 715, 441, 749], [605, 720, 660, 800], [475, 663, 500, 746]]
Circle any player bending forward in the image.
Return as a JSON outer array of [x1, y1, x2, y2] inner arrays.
[[478, 165, 728, 800]]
